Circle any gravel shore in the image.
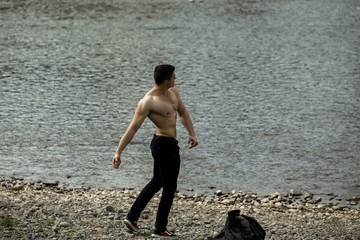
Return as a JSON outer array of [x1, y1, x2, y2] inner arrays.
[[1, 179, 359, 240]]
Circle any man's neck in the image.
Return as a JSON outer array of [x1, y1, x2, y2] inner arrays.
[[152, 84, 169, 96]]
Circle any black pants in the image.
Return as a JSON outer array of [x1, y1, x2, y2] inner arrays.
[[127, 135, 180, 232]]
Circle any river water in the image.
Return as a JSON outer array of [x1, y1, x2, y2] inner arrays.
[[1, 0, 359, 201]]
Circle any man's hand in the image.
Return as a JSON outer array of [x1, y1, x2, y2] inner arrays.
[[112, 153, 121, 168], [188, 136, 198, 149]]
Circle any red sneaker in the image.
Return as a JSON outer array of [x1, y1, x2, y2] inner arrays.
[[151, 228, 178, 239]]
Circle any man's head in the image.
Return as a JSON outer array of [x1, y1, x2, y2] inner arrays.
[[154, 64, 175, 86]]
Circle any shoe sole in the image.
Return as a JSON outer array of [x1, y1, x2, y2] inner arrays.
[[123, 219, 140, 232], [151, 233, 177, 239]]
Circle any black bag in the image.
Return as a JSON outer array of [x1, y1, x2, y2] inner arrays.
[[212, 210, 266, 240]]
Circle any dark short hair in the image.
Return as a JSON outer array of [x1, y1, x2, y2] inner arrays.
[[154, 64, 175, 85]]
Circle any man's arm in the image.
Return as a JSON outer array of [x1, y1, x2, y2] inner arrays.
[[172, 87, 198, 149], [112, 98, 151, 168]]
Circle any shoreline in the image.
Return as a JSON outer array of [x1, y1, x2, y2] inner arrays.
[[1, 179, 359, 239], [3, 176, 360, 208]]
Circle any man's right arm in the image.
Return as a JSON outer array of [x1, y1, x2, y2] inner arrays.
[[112, 98, 151, 168], [171, 87, 198, 149]]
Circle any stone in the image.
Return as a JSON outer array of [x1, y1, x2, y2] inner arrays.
[[275, 202, 282, 208], [43, 181, 59, 186], [12, 184, 23, 191], [215, 190, 223, 196], [304, 193, 314, 200], [332, 205, 344, 211], [105, 206, 115, 212], [221, 199, 231, 204], [290, 189, 302, 196], [34, 182, 43, 190], [59, 221, 71, 228]]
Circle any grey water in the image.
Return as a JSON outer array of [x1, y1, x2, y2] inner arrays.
[[1, 0, 359, 201]]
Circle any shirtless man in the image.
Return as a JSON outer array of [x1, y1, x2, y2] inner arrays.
[[112, 64, 198, 239]]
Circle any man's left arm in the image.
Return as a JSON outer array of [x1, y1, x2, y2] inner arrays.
[[172, 87, 198, 148]]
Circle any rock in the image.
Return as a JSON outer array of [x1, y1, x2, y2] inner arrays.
[[317, 204, 326, 209], [43, 181, 59, 186], [290, 189, 302, 196], [34, 182, 42, 190], [12, 184, 23, 191], [304, 193, 314, 200], [275, 202, 282, 208], [314, 197, 322, 204], [215, 190, 223, 196], [105, 206, 115, 212], [59, 221, 71, 228], [332, 205, 344, 211], [221, 199, 231, 204], [270, 192, 280, 199]]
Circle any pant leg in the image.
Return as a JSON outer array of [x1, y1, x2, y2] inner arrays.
[[126, 139, 162, 222], [153, 141, 181, 232]]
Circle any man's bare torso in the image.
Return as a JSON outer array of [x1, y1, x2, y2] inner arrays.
[[112, 66, 197, 169], [143, 87, 179, 138]]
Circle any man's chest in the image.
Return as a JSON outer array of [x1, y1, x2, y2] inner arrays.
[[152, 95, 178, 116]]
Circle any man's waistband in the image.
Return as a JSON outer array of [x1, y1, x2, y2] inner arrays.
[[153, 134, 178, 144]]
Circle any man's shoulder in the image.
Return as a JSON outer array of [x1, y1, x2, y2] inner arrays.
[[135, 95, 154, 115], [140, 94, 154, 105], [169, 86, 180, 97]]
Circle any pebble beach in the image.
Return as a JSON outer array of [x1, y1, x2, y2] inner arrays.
[[1, 179, 359, 240]]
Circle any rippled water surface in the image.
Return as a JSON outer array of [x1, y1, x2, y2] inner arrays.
[[1, 0, 359, 200]]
